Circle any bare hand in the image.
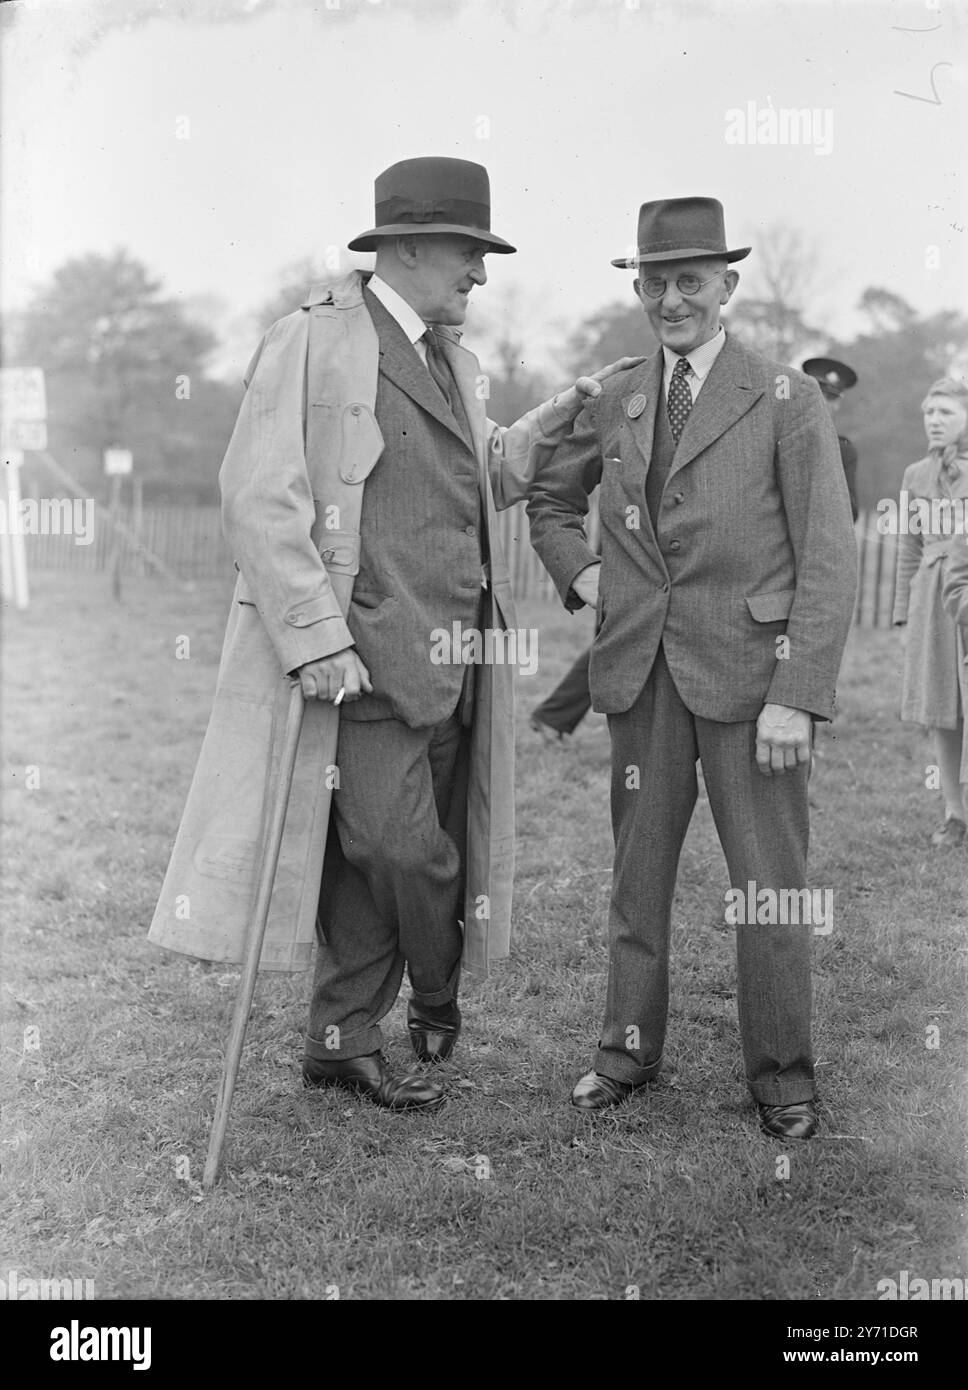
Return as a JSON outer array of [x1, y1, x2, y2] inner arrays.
[[555, 357, 649, 415], [755, 703, 812, 776], [573, 355, 648, 400], [296, 648, 373, 703], [571, 563, 600, 609]]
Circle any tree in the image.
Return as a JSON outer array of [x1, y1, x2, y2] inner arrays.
[[562, 300, 658, 383], [725, 223, 823, 362], [13, 250, 237, 501], [829, 291, 968, 512]]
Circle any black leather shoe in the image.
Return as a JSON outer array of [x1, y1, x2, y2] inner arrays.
[[302, 1052, 444, 1110], [407, 999, 461, 1063], [571, 1070, 635, 1110], [757, 1100, 817, 1140]]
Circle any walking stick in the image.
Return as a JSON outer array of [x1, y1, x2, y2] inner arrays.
[[203, 679, 306, 1189]]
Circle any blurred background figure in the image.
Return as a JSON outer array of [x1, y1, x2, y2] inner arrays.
[[530, 643, 592, 742], [802, 357, 859, 521], [893, 376, 968, 849]]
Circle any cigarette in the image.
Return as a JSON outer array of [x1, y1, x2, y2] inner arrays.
[[334, 687, 346, 706]]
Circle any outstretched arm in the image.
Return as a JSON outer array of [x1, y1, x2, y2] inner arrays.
[[486, 357, 643, 509]]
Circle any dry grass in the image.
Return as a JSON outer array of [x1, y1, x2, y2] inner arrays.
[[2, 572, 966, 1301]]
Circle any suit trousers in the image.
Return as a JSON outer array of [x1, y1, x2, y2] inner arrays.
[[304, 711, 469, 1061], [596, 645, 814, 1106]]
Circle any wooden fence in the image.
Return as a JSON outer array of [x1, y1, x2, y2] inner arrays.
[[22, 503, 897, 625]]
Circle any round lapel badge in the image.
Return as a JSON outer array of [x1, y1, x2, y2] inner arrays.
[[627, 393, 647, 419]]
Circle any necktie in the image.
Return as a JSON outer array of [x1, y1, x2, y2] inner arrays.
[[423, 329, 459, 415], [667, 356, 693, 444]]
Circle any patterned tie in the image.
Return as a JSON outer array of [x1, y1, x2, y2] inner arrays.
[[423, 329, 459, 415], [667, 356, 693, 444]]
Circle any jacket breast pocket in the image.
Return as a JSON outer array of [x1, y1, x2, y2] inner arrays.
[[351, 589, 392, 611], [745, 589, 795, 623]]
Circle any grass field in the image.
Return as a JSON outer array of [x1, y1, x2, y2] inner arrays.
[[2, 570, 966, 1302]]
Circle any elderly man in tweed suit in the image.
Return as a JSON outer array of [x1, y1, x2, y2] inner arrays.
[[527, 197, 857, 1139]]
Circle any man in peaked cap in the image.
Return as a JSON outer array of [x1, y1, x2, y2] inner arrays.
[[527, 197, 857, 1139], [802, 357, 860, 520], [151, 156, 640, 1115]]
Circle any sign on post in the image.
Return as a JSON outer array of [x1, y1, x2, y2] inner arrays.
[[104, 449, 134, 476], [1, 420, 47, 451], [0, 367, 47, 423]]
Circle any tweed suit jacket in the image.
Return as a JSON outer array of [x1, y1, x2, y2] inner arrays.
[[527, 334, 858, 722], [333, 290, 490, 726]]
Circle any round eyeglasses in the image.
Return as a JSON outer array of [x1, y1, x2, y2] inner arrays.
[[639, 271, 724, 299]]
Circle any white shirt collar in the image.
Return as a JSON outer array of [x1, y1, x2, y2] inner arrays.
[[367, 273, 429, 349], [662, 326, 727, 384]]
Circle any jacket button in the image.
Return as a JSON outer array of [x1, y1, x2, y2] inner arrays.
[[673, 492, 684, 504], [350, 405, 361, 415], [465, 525, 476, 537], [669, 539, 681, 552], [661, 582, 670, 593]]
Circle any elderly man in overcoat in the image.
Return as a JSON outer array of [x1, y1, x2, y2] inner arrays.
[[527, 197, 857, 1139], [150, 157, 637, 1112]]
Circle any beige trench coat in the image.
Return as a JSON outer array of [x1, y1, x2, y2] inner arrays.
[[148, 272, 579, 976]]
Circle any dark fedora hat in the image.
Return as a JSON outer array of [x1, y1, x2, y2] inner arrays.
[[801, 357, 858, 398], [611, 196, 750, 268], [348, 156, 516, 254]]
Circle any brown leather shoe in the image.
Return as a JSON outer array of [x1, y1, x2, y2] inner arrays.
[[757, 1100, 817, 1140], [571, 1070, 636, 1110], [407, 1000, 461, 1063], [302, 1052, 444, 1110]]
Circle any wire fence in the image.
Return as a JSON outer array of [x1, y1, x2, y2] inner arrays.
[[22, 502, 897, 624]]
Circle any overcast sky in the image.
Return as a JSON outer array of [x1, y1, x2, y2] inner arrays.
[[2, 0, 965, 379]]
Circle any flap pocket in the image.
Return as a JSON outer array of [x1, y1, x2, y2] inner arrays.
[[746, 589, 795, 623], [310, 402, 384, 484], [317, 528, 361, 575]]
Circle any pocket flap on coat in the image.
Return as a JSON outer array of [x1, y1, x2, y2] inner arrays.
[[316, 529, 361, 575], [337, 403, 384, 484], [746, 589, 796, 622]]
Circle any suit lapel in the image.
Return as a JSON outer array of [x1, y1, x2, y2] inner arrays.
[[364, 288, 471, 449], [621, 353, 664, 477], [437, 328, 487, 464], [667, 335, 764, 479]]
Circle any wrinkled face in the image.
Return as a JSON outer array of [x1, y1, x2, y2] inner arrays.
[[633, 257, 737, 355], [406, 234, 490, 325], [922, 394, 968, 450]]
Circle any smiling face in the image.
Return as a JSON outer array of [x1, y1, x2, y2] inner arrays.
[[922, 393, 968, 451], [633, 256, 738, 355], [377, 232, 489, 326]]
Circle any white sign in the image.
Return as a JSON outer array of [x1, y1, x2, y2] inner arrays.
[[1, 420, 47, 452], [0, 368, 47, 422], [104, 448, 133, 476]]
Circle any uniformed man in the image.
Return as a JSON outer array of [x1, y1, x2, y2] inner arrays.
[[802, 357, 859, 521]]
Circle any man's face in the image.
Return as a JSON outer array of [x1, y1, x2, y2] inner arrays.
[[408, 234, 490, 325], [633, 257, 737, 355]]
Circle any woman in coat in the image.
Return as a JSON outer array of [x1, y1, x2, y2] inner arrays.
[[893, 376, 968, 848]]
